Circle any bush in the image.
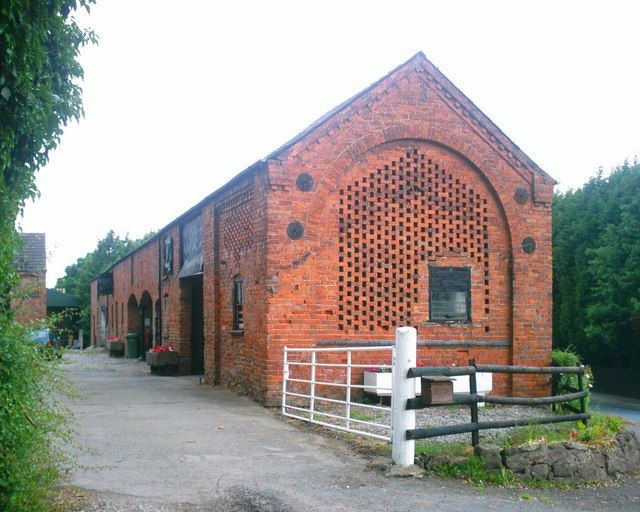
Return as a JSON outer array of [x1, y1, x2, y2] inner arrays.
[[575, 413, 624, 443], [0, 321, 74, 512], [551, 348, 592, 412]]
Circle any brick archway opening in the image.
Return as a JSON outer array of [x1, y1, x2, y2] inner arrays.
[[126, 294, 140, 337]]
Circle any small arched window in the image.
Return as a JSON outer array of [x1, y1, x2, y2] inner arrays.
[[232, 275, 244, 331]]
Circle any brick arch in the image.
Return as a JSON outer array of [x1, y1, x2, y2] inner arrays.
[[298, 129, 516, 261], [126, 294, 140, 336], [337, 128, 518, 250], [321, 141, 512, 337]]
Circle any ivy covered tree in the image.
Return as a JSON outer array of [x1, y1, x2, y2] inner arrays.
[[553, 161, 640, 369], [0, 2, 96, 510], [56, 230, 155, 333], [1, 0, 97, 306]]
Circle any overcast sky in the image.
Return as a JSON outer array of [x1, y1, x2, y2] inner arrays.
[[18, 0, 640, 287]]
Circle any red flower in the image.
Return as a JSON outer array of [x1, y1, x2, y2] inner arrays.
[[152, 345, 175, 353]]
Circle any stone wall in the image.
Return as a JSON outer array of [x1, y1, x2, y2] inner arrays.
[[466, 430, 640, 483]]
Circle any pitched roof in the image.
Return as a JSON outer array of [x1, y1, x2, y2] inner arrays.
[[15, 233, 46, 273], [92, 52, 552, 281], [46, 288, 81, 308], [260, 52, 552, 184]]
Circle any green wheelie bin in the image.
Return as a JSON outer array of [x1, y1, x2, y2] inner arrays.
[[125, 332, 139, 359]]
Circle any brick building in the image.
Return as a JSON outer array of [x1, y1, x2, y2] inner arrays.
[[14, 233, 47, 324], [91, 53, 555, 404]]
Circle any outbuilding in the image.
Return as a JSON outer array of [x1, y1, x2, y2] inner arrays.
[[91, 53, 555, 404]]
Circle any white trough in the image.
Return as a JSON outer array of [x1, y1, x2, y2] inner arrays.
[[363, 370, 493, 405]]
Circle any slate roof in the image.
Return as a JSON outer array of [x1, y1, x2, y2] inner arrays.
[[15, 233, 46, 273], [46, 288, 81, 308]]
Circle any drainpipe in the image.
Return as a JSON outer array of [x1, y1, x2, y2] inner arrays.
[[138, 303, 145, 362], [157, 234, 162, 347]]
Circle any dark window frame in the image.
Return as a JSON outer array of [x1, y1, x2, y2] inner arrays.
[[429, 266, 471, 323], [178, 215, 203, 278], [163, 235, 174, 275], [232, 275, 244, 332]]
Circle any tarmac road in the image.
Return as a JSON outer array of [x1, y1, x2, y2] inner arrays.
[[591, 393, 640, 437], [63, 351, 640, 511]]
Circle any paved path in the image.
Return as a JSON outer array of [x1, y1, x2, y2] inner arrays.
[[64, 351, 639, 511]]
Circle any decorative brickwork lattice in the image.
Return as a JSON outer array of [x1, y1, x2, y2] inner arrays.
[[337, 148, 490, 331], [221, 200, 254, 259]]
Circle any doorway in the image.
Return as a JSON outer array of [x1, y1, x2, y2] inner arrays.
[[189, 275, 204, 375], [139, 291, 153, 360], [99, 307, 107, 346]]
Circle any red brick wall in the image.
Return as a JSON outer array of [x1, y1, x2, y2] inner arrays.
[[13, 272, 46, 324], [91, 240, 160, 348], [90, 55, 553, 403], [205, 172, 269, 396], [264, 60, 553, 402]]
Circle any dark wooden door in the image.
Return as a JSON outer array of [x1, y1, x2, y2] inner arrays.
[[190, 276, 204, 374]]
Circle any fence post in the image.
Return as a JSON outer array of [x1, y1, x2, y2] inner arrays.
[[310, 351, 316, 422], [282, 346, 288, 416], [469, 359, 479, 447], [551, 363, 559, 414], [392, 326, 417, 466], [345, 350, 352, 430], [577, 364, 588, 426]]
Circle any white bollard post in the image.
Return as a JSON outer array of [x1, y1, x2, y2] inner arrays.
[[391, 326, 417, 466]]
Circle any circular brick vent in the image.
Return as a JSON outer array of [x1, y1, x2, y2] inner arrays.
[[514, 187, 529, 204], [287, 221, 304, 240], [296, 173, 314, 191], [521, 237, 536, 254]]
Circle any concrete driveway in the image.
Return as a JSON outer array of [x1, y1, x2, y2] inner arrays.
[[64, 351, 639, 511]]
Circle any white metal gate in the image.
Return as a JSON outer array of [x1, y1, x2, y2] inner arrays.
[[282, 345, 394, 441]]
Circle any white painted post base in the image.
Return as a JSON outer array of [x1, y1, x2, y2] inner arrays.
[[391, 326, 417, 466]]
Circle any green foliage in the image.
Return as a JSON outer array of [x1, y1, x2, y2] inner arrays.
[[0, 1, 97, 304], [55, 230, 155, 333], [427, 453, 516, 487], [574, 413, 624, 443], [498, 422, 574, 447], [553, 161, 640, 369], [496, 412, 622, 447], [0, 2, 96, 508], [0, 321, 75, 512], [415, 442, 470, 457], [551, 348, 591, 411]]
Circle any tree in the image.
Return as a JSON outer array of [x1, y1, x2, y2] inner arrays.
[[1, 0, 97, 306], [553, 161, 640, 369], [55, 230, 155, 333], [0, 3, 96, 510]]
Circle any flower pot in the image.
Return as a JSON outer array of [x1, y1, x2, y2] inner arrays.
[[146, 350, 178, 367], [363, 371, 421, 396], [146, 349, 179, 376], [108, 340, 124, 357]]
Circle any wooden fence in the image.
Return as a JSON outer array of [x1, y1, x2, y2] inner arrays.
[[404, 359, 589, 447]]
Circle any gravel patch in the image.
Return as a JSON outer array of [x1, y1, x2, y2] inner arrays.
[[301, 399, 550, 443]]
